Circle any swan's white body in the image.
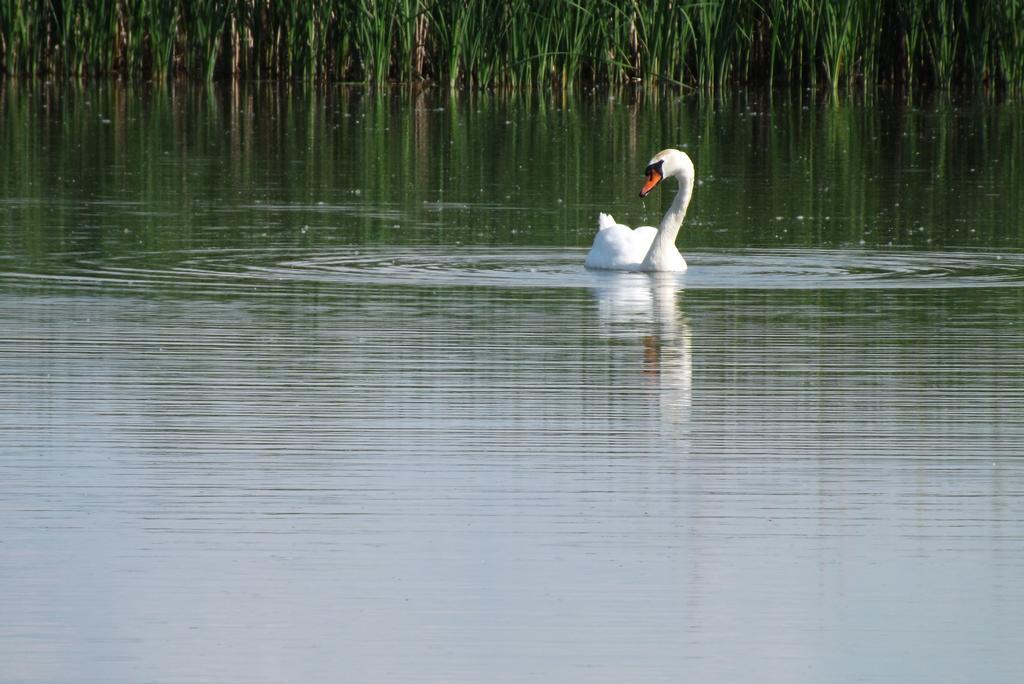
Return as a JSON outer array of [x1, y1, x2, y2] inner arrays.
[[585, 149, 695, 272]]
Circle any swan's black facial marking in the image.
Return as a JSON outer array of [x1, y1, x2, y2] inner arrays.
[[644, 160, 665, 178], [640, 159, 665, 198]]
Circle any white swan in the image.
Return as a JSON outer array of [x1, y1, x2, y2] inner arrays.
[[585, 148, 695, 272]]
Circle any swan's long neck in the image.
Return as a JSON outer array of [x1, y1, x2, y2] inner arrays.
[[642, 173, 693, 270]]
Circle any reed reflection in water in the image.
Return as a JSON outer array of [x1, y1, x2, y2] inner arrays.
[[2, 82, 1023, 254]]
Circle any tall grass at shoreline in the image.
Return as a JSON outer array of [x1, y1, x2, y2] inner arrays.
[[1, 1, 1023, 91]]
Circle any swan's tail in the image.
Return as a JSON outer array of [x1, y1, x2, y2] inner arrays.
[[598, 212, 617, 230]]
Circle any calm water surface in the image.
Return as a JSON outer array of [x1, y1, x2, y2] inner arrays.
[[2, 83, 1024, 683]]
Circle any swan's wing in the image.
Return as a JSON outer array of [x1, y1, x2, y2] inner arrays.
[[586, 220, 656, 270], [586, 225, 634, 269], [634, 225, 658, 242], [598, 212, 619, 230]]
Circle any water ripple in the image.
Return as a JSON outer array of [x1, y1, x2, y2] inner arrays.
[[3, 247, 1023, 294]]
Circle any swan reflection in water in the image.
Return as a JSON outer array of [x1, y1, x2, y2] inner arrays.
[[591, 272, 692, 425]]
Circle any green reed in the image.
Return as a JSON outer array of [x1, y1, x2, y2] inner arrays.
[[1, 0, 1023, 91]]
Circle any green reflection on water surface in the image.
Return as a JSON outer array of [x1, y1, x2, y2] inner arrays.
[[2, 82, 1021, 266]]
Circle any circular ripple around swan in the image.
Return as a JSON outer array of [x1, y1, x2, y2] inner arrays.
[[3, 247, 1024, 294], [261, 247, 1024, 290]]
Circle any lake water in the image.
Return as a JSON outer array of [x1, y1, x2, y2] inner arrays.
[[1, 82, 1023, 683]]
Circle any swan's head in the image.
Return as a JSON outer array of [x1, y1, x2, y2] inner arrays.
[[639, 149, 694, 198]]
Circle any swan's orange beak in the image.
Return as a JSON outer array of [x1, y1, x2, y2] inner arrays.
[[639, 169, 662, 198]]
